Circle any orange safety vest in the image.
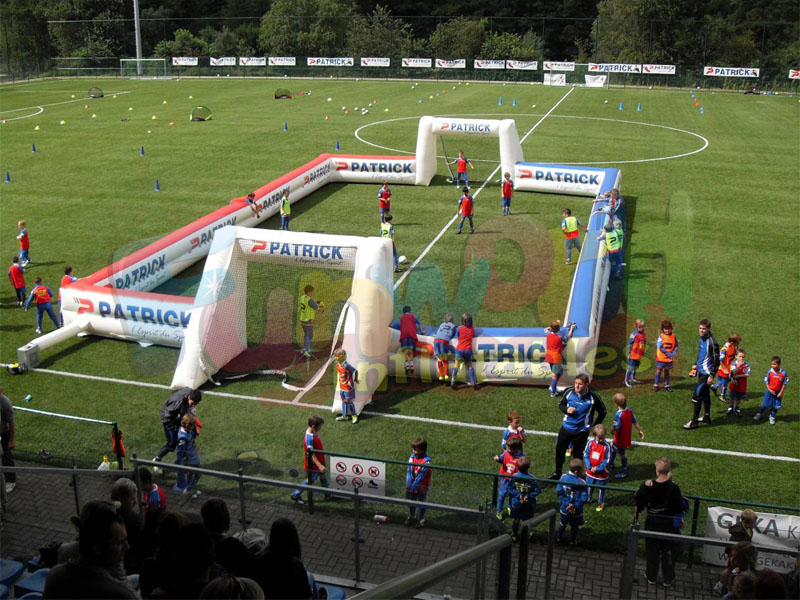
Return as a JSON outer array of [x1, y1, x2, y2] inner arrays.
[[717, 342, 736, 377], [629, 332, 646, 361], [656, 333, 676, 363]]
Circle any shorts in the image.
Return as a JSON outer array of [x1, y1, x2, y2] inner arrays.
[[729, 390, 747, 400], [455, 350, 473, 363], [612, 443, 627, 456], [559, 512, 585, 528], [405, 490, 427, 502], [340, 388, 355, 401], [502, 197, 511, 207], [655, 361, 673, 370], [548, 362, 563, 375], [433, 340, 452, 356], [380, 207, 390, 214], [400, 337, 417, 351], [628, 359, 641, 368]]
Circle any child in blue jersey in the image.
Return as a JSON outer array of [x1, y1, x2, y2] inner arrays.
[[405, 437, 432, 528], [504, 456, 541, 542], [501, 410, 527, 451], [137, 467, 167, 515], [754, 356, 789, 425], [609, 393, 645, 479], [556, 458, 589, 546], [494, 437, 525, 518], [333, 348, 359, 423], [174, 413, 201, 496], [433, 313, 457, 382]]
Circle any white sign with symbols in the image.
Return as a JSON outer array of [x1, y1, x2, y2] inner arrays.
[[331, 455, 386, 496]]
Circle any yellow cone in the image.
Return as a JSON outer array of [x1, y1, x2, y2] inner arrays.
[[384, 108, 389, 112], [60, 119, 66, 125], [71, 94, 75, 98], [162, 100, 167, 104], [151, 115, 157, 120], [113, 94, 117, 98], [34, 125, 40, 130], [129, 107, 133, 111]]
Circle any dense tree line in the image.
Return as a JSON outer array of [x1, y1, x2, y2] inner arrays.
[[1, 0, 797, 72]]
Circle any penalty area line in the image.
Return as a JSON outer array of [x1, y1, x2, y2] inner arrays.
[[393, 86, 575, 291], [6, 364, 798, 463]]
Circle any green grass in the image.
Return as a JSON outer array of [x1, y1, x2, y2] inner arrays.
[[0, 79, 798, 550]]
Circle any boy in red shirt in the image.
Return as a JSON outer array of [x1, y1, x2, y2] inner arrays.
[[17, 220, 30, 266], [754, 356, 789, 425], [583, 424, 612, 511], [456, 187, 475, 234], [405, 437, 432, 528], [59, 265, 78, 326], [333, 348, 359, 424], [726, 349, 750, 417], [624, 319, 646, 388], [609, 393, 645, 479], [399, 305, 423, 375], [493, 436, 524, 518], [451, 313, 477, 388], [8, 257, 26, 306], [545, 320, 576, 397], [501, 172, 513, 216], [712, 334, 741, 402], [291, 415, 329, 504], [447, 150, 473, 188], [377, 181, 392, 223]]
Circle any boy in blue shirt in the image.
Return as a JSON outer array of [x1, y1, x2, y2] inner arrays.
[[503, 456, 541, 542], [556, 458, 589, 546], [174, 413, 201, 497], [433, 313, 457, 381]]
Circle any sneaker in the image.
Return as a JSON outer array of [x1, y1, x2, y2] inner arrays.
[[495, 511, 504, 521], [301, 350, 311, 357], [653, 386, 660, 393], [336, 415, 349, 421], [664, 386, 674, 392], [438, 375, 445, 382], [550, 391, 557, 398], [646, 578, 657, 585], [444, 375, 450, 381], [456, 230, 462, 235], [711, 386, 720, 398], [547, 472, 560, 481], [352, 415, 359, 424], [152, 457, 163, 476], [172, 484, 186, 493], [5, 482, 15, 494], [631, 378, 641, 384], [713, 581, 725, 595], [404, 515, 416, 526], [35, 328, 42, 334], [701, 414, 712, 425], [769, 416, 776, 425], [662, 580, 674, 588], [726, 406, 734, 415], [470, 229, 475, 234], [596, 503, 604, 512], [614, 471, 628, 479], [291, 496, 304, 505], [565, 447, 572, 458], [682, 420, 698, 430], [192, 490, 202, 499], [511, 533, 519, 542], [735, 408, 742, 417], [624, 380, 633, 388], [565, 260, 572, 265], [415, 518, 425, 528], [753, 412, 762, 421]]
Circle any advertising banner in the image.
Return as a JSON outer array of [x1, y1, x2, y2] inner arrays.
[[268, 57, 296, 66], [402, 58, 432, 68], [544, 73, 566, 86], [704, 66, 760, 77], [585, 75, 607, 87], [543, 61, 575, 71], [172, 57, 198, 66], [506, 60, 538, 70], [588, 63, 642, 73], [643, 64, 676, 74], [788, 69, 799, 79], [435, 59, 466, 69], [360, 57, 390, 67], [307, 57, 354, 67], [703, 507, 799, 573], [210, 57, 236, 67], [239, 57, 266, 66], [474, 59, 506, 70]]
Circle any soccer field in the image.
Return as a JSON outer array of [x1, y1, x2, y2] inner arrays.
[[0, 78, 798, 549]]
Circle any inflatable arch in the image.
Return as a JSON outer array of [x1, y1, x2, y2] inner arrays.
[[17, 116, 622, 416]]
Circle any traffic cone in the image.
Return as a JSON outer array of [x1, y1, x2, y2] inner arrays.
[[283, 121, 288, 131], [512, 98, 517, 106], [31, 143, 36, 152], [498, 96, 503, 106], [154, 178, 161, 192], [637, 102, 642, 112], [700, 107, 705, 115], [140, 145, 145, 157], [619, 101, 624, 110], [335, 140, 340, 150], [4, 171, 10, 183]]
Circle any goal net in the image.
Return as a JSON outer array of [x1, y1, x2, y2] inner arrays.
[[120, 58, 169, 79], [173, 226, 394, 414]]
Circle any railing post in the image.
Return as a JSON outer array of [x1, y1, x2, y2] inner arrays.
[[307, 447, 314, 515], [544, 513, 555, 600], [237, 467, 248, 532], [352, 487, 362, 583], [474, 507, 485, 600], [619, 524, 640, 600], [112, 423, 124, 470], [495, 540, 512, 600], [491, 476, 499, 512], [71, 462, 81, 515], [516, 523, 530, 600], [132, 454, 144, 517], [687, 498, 701, 567]]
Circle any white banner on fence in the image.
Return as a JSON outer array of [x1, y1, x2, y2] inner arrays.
[[172, 57, 198, 66], [585, 74, 607, 87], [703, 506, 799, 574], [545, 73, 567, 86], [506, 60, 538, 70], [789, 69, 800, 80], [474, 59, 506, 70], [704, 66, 760, 77], [543, 61, 575, 71], [436, 58, 466, 69], [268, 56, 296, 66], [307, 57, 354, 67], [402, 58, 432, 68], [210, 57, 236, 67], [360, 57, 390, 67], [239, 57, 266, 66], [588, 63, 642, 73], [643, 63, 676, 75], [331, 455, 386, 496]]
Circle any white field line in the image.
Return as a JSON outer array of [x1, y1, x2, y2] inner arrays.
[[7, 364, 796, 463], [393, 86, 575, 291], [0, 91, 132, 120]]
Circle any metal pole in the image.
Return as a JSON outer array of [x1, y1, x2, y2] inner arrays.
[[491, 476, 499, 511], [307, 447, 314, 515], [112, 423, 124, 470], [687, 498, 701, 567], [496, 542, 512, 600], [619, 524, 639, 600], [71, 463, 81, 515], [237, 467, 248, 532], [544, 513, 555, 600], [475, 509, 485, 600], [132, 0, 143, 75], [132, 454, 144, 517], [516, 523, 530, 600], [353, 487, 362, 583]]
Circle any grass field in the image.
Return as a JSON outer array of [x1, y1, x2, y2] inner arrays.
[[0, 77, 798, 550]]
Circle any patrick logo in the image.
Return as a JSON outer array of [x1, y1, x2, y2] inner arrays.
[[77, 298, 94, 314], [704, 67, 714, 75], [440, 123, 450, 130], [519, 169, 533, 179], [335, 161, 348, 171]]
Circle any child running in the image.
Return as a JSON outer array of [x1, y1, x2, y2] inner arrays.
[[713, 334, 741, 402], [609, 393, 645, 479], [654, 320, 678, 392], [583, 424, 612, 512], [726, 350, 750, 417], [754, 356, 788, 425], [333, 348, 359, 423], [501, 172, 513, 216], [16, 220, 30, 266], [556, 458, 589, 546], [433, 313, 457, 382], [450, 313, 477, 388], [624, 319, 646, 388]]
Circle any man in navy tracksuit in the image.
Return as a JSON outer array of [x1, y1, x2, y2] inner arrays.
[[549, 373, 607, 480], [683, 319, 720, 430]]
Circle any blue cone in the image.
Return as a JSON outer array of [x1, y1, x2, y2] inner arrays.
[[4, 171, 10, 183], [154, 178, 161, 191], [700, 107, 705, 115], [619, 101, 624, 110], [31, 143, 37, 153], [140, 145, 145, 156], [512, 98, 517, 106], [498, 96, 503, 106], [637, 102, 642, 112], [283, 121, 288, 131], [335, 140, 340, 150]]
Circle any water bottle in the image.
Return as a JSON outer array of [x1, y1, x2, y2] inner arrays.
[[24, 394, 32, 403], [374, 515, 388, 523]]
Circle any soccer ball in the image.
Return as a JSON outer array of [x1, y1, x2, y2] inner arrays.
[[405, 360, 416, 375], [398, 255, 408, 264]]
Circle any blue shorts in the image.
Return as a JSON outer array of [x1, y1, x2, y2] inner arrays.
[[340, 389, 355, 401], [380, 207, 389, 215], [400, 337, 416, 350], [655, 361, 673, 370], [559, 512, 585, 528], [502, 197, 511, 207], [455, 350, 473, 363], [433, 340, 452, 356], [612, 443, 627, 456], [548, 362, 563, 375], [628, 359, 640, 368], [729, 391, 746, 400]]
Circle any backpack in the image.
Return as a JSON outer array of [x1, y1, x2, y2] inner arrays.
[[673, 495, 690, 530]]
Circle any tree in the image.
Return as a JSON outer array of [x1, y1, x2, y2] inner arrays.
[[427, 18, 487, 60], [346, 5, 418, 59], [209, 26, 240, 56], [258, 0, 357, 57], [153, 28, 208, 58], [480, 31, 543, 60], [0, 0, 54, 73], [46, 0, 127, 57]]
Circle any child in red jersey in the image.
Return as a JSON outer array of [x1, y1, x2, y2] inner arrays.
[[456, 187, 475, 234], [609, 393, 645, 479], [501, 172, 513, 216], [583, 424, 612, 511], [16, 220, 30, 266], [405, 437, 432, 528], [447, 150, 473, 188], [712, 334, 741, 402], [450, 313, 477, 388], [24, 276, 60, 334], [493, 436, 525, 518], [377, 180, 392, 223], [726, 350, 750, 418], [333, 347, 359, 424], [654, 320, 678, 392], [399, 305, 423, 375], [754, 356, 789, 425], [624, 319, 646, 388], [8, 256, 26, 307], [545, 320, 576, 398], [59, 265, 78, 326], [291, 415, 330, 503], [138, 466, 167, 515]]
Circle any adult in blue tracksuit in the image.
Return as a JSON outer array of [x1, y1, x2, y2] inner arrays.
[[550, 373, 607, 479], [683, 319, 720, 430]]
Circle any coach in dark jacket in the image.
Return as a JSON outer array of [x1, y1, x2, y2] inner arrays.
[[154, 388, 201, 464]]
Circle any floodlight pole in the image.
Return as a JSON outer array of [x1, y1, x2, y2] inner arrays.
[[133, 0, 143, 75]]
